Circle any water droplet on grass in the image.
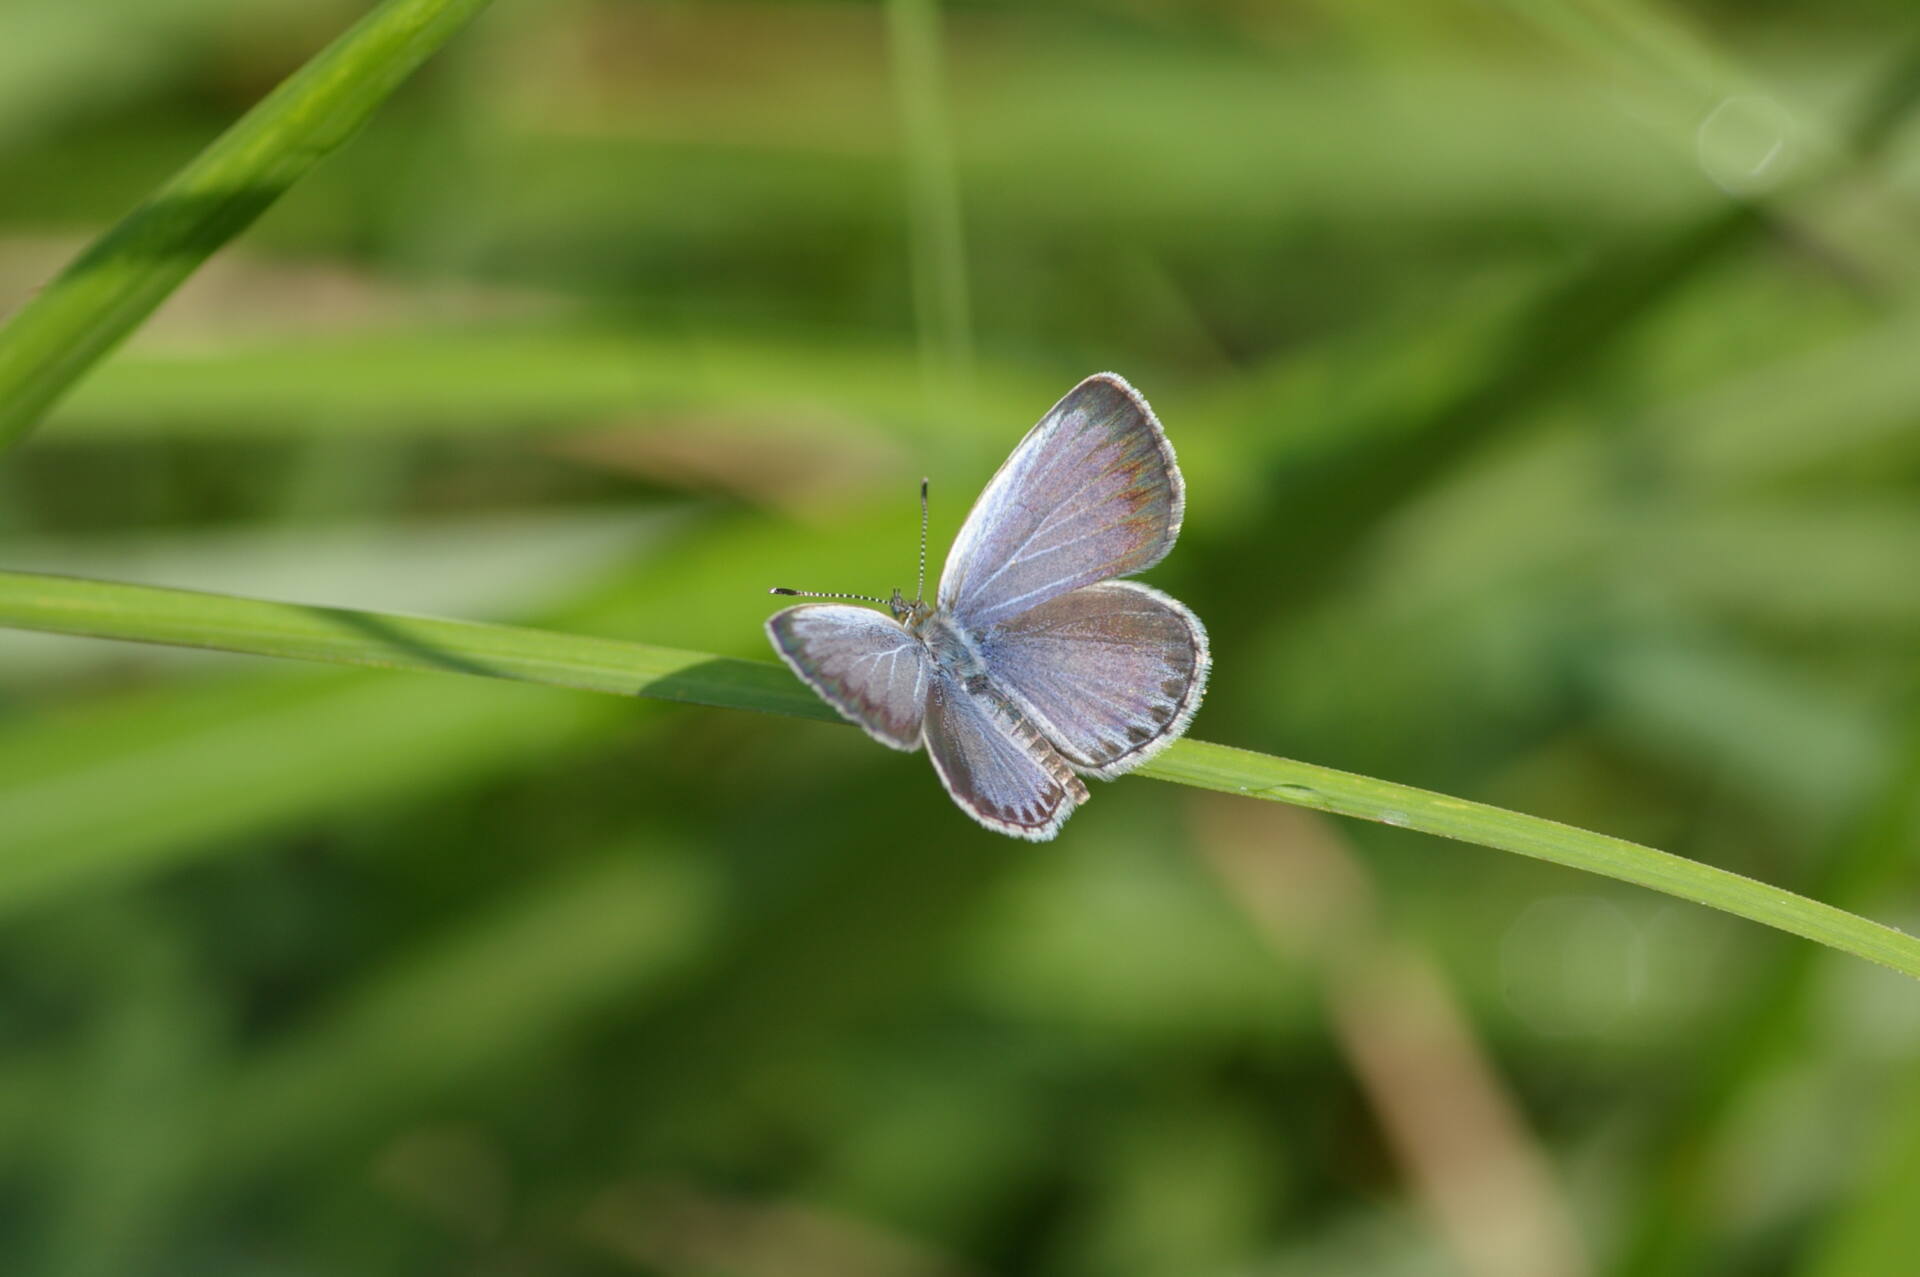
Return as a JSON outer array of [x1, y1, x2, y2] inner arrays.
[[1698, 95, 1793, 194]]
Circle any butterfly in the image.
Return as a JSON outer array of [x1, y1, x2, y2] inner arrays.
[[766, 373, 1209, 840]]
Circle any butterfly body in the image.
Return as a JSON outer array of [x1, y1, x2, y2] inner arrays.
[[768, 373, 1208, 840], [906, 608, 986, 688]]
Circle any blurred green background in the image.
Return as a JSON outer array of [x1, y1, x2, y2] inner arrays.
[[5, 0, 1920, 1273]]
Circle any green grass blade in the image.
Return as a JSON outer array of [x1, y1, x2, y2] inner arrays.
[[1610, 702, 1920, 1277], [0, 0, 495, 450], [5, 568, 1919, 981], [886, 0, 974, 401], [0, 570, 834, 722]]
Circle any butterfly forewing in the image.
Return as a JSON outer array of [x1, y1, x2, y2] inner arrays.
[[766, 605, 931, 750], [938, 373, 1184, 631], [923, 671, 1089, 841], [980, 581, 1209, 779]]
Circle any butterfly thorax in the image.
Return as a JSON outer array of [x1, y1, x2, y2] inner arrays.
[[905, 606, 993, 692]]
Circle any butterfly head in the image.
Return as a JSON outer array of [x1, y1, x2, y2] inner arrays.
[[889, 587, 933, 627]]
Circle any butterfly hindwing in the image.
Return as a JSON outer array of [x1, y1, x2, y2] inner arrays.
[[923, 670, 1089, 841], [938, 373, 1184, 631], [766, 604, 931, 750], [981, 581, 1209, 779]]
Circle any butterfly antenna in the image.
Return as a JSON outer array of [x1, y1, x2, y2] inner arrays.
[[916, 477, 930, 603], [768, 587, 889, 604]]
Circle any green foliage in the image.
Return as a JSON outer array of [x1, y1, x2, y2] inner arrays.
[[0, 0, 495, 446], [3, 1, 1920, 1274]]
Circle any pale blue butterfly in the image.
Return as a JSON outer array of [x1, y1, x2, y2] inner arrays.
[[767, 373, 1209, 840]]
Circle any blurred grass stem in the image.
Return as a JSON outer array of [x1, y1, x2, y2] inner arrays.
[[1197, 801, 1590, 1277], [0, 0, 495, 450], [886, 0, 974, 413]]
